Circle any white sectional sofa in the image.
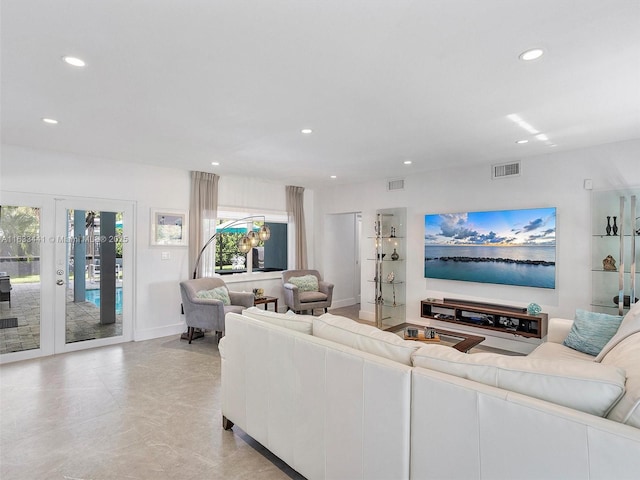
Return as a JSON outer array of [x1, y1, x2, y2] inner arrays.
[[219, 304, 640, 480]]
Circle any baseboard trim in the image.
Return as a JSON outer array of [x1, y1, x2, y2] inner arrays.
[[134, 323, 185, 342], [331, 297, 357, 309]]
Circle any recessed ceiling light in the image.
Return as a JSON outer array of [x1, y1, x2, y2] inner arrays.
[[330, 175, 337, 179], [301, 129, 313, 134], [62, 56, 86, 67], [403, 160, 412, 165], [516, 139, 529, 144], [519, 48, 544, 61], [211, 161, 220, 166], [42, 118, 58, 124]]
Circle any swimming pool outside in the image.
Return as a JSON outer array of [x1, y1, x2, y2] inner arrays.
[[85, 287, 123, 314]]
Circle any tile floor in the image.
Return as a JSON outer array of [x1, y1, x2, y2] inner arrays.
[[0, 333, 304, 480]]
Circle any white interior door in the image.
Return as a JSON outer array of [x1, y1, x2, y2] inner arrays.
[[324, 212, 359, 308], [54, 198, 134, 353]]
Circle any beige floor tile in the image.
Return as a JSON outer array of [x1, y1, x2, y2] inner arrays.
[[0, 335, 304, 480]]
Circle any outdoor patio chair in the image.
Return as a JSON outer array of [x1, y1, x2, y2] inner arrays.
[[0, 275, 12, 308]]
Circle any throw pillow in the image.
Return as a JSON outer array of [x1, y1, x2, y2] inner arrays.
[[563, 309, 623, 356], [196, 286, 231, 305], [288, 275, 319, 292]]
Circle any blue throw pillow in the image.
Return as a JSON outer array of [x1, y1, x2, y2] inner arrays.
[[563, 309, 623, 356], [196, 286, 231, 305]]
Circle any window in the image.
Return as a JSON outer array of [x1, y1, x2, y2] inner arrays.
[[214, 210, 288, 275]]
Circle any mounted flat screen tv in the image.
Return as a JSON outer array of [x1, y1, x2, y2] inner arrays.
[[424, 207, 556, 289]]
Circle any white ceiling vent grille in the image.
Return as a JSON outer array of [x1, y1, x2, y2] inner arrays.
[[492, 161, 521, 179], [387, 179, 405, 191]]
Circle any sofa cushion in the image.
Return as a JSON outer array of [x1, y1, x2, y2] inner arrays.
[[412, 345, 626, 417], [601, 332, 640, 427], [563, 309, 623, 356], [312, 314, 421, 365], [299, 291, 328, 303], [527, 341, 596, 362], [288, 275, 319, 292], [196, 286, 230, 305], [242, 306, 313, 334], [595, 301, 640, 362]]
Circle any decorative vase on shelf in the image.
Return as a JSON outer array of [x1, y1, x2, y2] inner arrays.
[[606, 216, 612, 236], [612, 216, 618, 236], [602, 255, 617, 271], [391, 248, 399, 261], [527, 303, 542, 315]]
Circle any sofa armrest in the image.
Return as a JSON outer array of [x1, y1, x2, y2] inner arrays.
[[283, 282, 300, 308], [547, 317, 574, 344], [318, 281, 334, 302]]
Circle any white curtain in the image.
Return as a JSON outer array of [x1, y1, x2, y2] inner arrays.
[[189, 172, 219, 278], [286, 185, 307, 269]]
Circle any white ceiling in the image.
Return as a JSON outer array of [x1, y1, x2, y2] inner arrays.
[[2, 0, 639, 188]]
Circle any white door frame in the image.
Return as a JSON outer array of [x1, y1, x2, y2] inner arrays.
[[53, 197, 134, 354]]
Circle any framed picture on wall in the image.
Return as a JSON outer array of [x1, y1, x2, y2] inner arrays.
[[150, 209, 188, 246]]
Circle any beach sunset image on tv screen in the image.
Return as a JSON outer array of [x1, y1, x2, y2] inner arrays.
[[424, 207, 556, 289]]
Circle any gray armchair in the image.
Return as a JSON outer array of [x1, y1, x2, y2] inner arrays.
[[179, 276, 254, 343], [282, 269, 334, 315]]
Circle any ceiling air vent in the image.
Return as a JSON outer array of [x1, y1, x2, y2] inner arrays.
[[492, 161, 521, 179], [387, 179, 405, 191]]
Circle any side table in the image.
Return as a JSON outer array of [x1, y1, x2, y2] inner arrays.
[[254, 295, 278, 312]]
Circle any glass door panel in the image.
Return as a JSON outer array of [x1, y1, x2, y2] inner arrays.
[[55, 199, 133, 353], [0, 205, 42, 354], [64, 209, 123, 344]]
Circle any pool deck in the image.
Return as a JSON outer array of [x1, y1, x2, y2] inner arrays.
[[0, 280, 123, 355]]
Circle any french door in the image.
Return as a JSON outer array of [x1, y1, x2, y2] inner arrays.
[[0, 194, 134, 363], [53, 198, 134, 353]]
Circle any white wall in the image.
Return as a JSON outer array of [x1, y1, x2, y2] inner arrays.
[[315, 139, 640, 348], [3, 139, 639, 350], [0, 144, 314, 341]]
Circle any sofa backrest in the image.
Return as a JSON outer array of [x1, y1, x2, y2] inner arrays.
[[180, 276, 226, 300], [595, 301, 640, 361], [412, 344, 626, 417], [601, 331, 640, 427], [313, 313, 421, 366], [241, 306, 313, 334]]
